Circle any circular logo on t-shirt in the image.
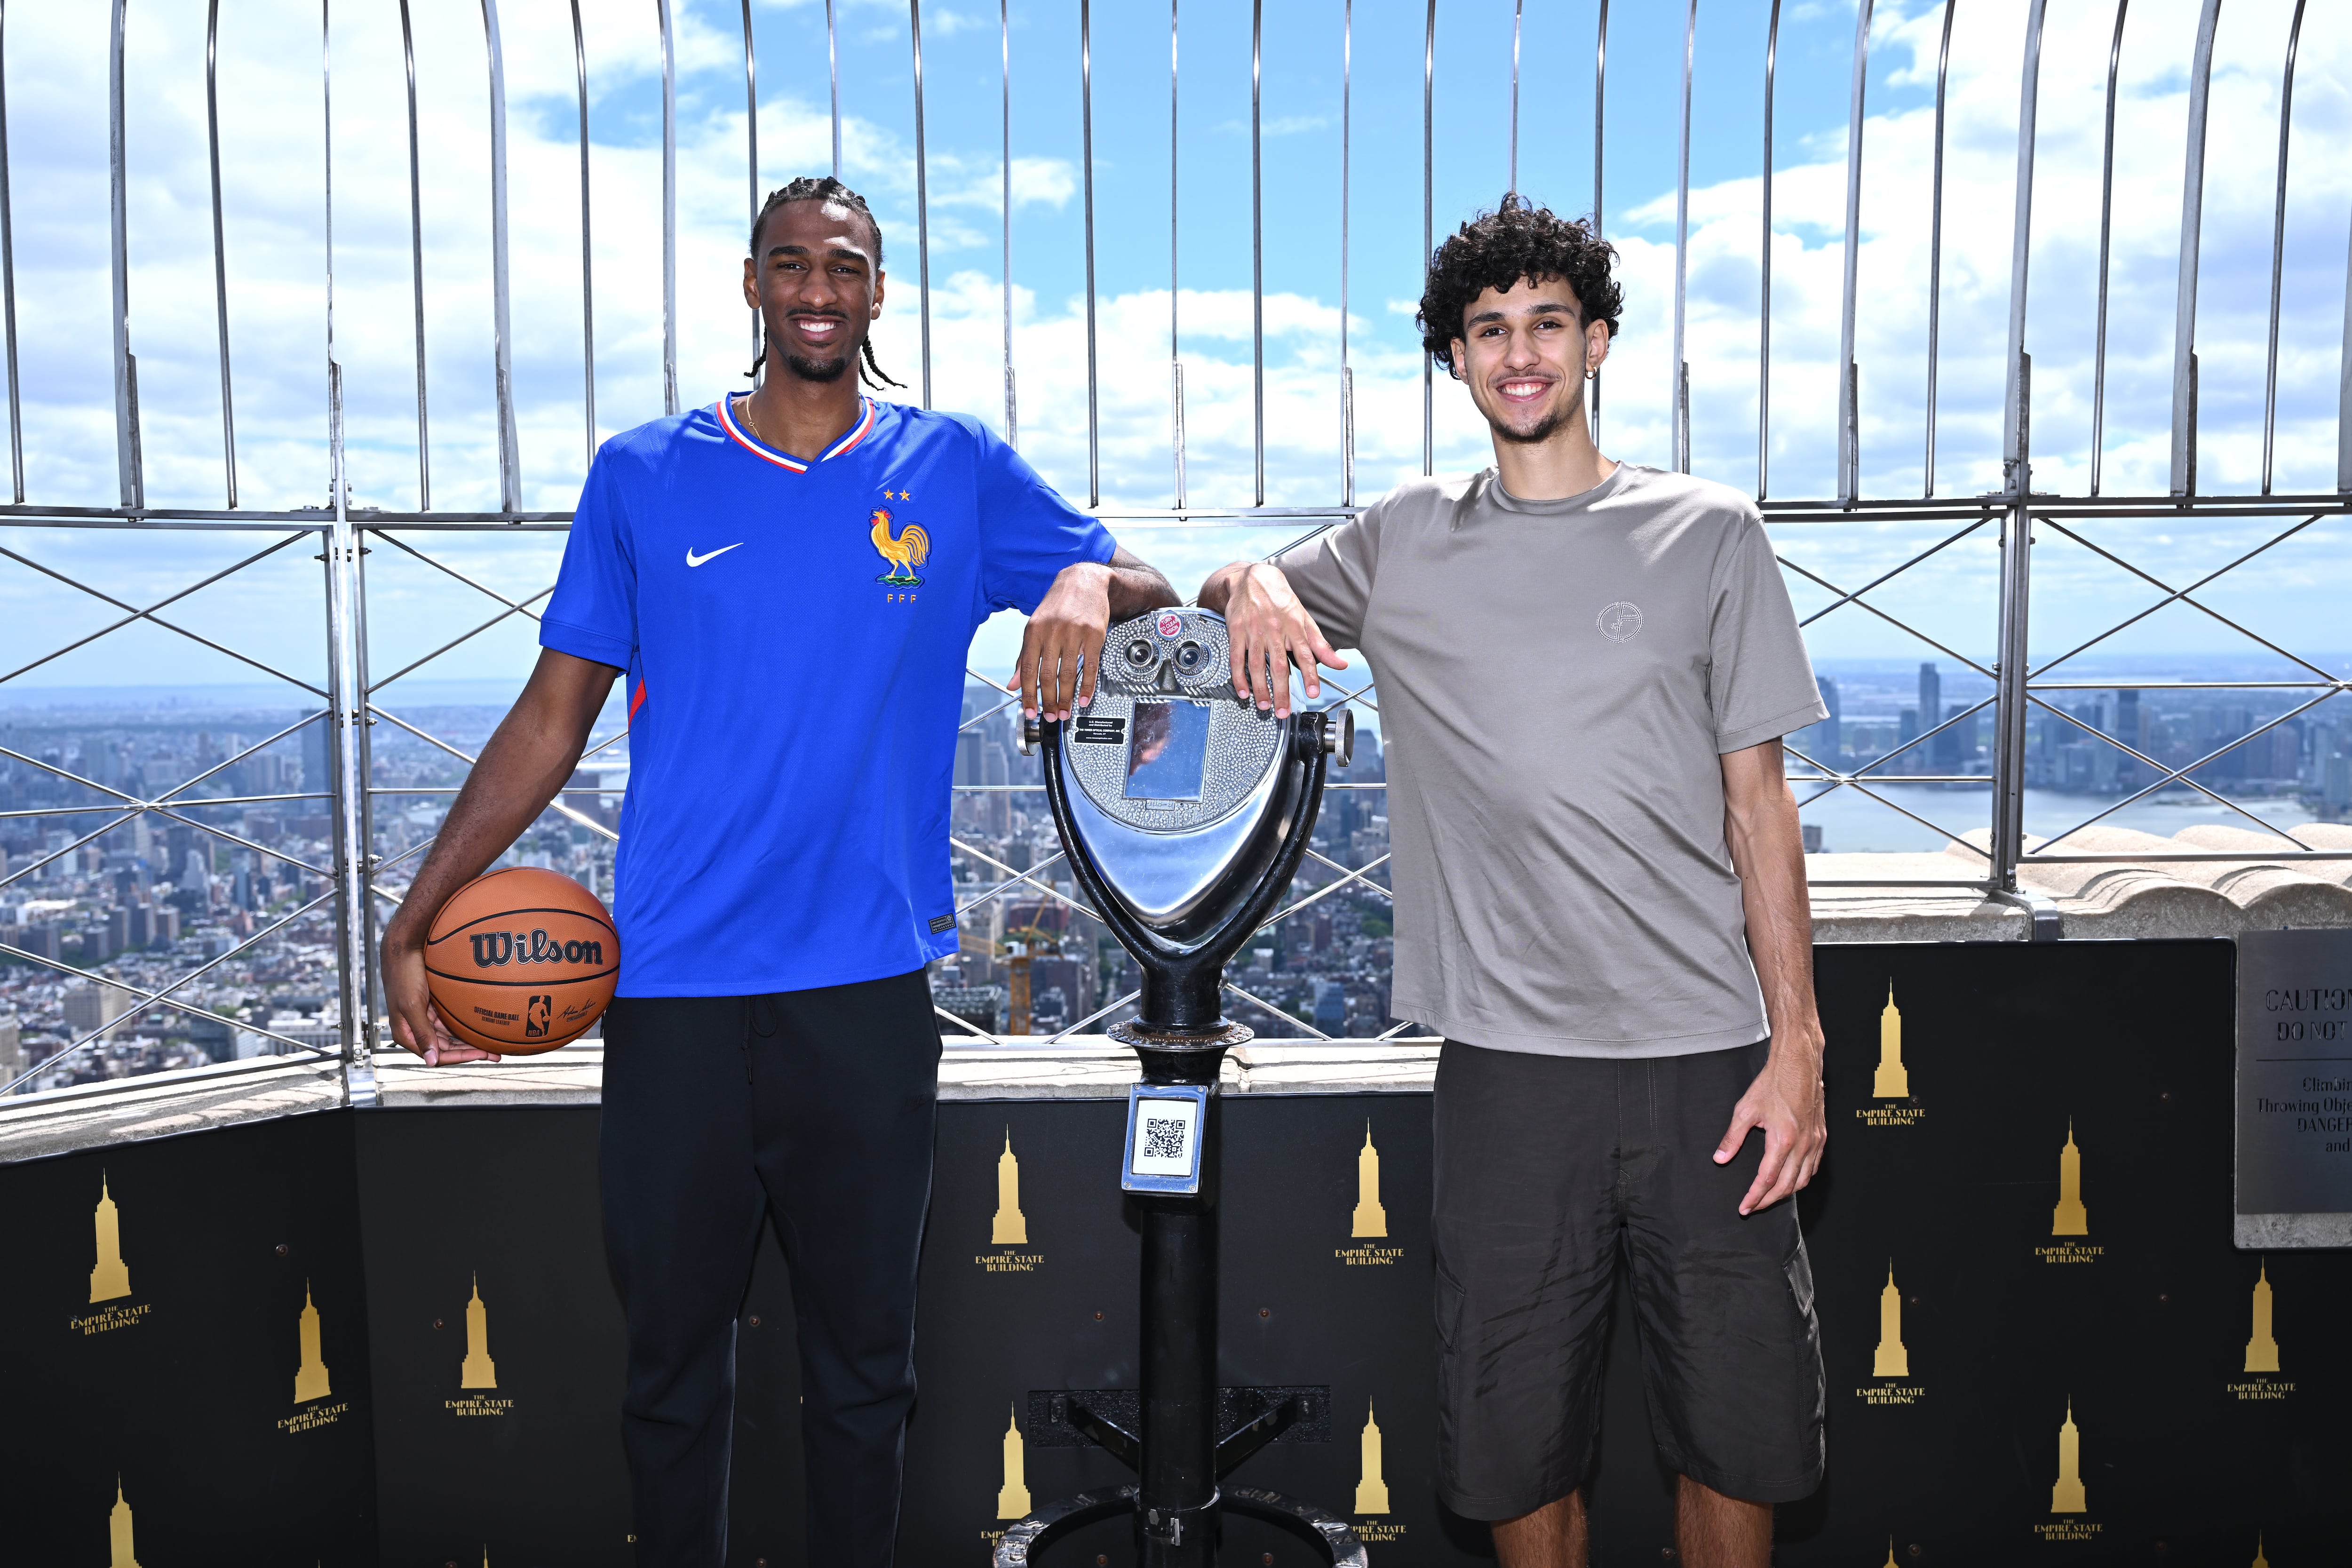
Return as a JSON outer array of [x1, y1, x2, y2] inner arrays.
[[1596, 601, 1644, 642], [1156, 611, 1184, 637]]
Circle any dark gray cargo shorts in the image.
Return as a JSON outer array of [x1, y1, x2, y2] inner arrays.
[[1431, 1037, 1825, 1519]]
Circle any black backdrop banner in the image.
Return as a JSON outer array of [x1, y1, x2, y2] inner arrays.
[[0, 939, 2340, 1565]]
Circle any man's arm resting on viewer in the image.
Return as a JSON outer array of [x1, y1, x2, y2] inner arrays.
[[1198, 560, 1348, 718], [380, 648, 621, 1065], [1012, 544, 1179, 721], [1716, 738, 1828, 1215]]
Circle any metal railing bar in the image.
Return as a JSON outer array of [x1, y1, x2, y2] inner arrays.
[[2026, 850, 2352, 865], [398, 0, 429, 509], [1785, 517, 1991, 630], [1422, 0, 1434, 474], [1001, 0, 1014, 447], [1224, 979, 1332, 1040], [2090, 0, 2126, 497], [108, 0, 140, 510], [2169, 0, 2222, 495], [1171, 0, 1183, 507], [826, 0, 841, 178], [482, 0, 522, 512], [659, 0, 676, 416], [1341, 0, 1352, 506], [0, 793, 326, 821], [2028, 512, 2331, 682], [576, 0, 597, 469], [365, 587, 554, 694], [366, 531, 549, 620], [936, 1004, 1001, 1043], [2027, 691, 2334, 851], [1591, 0, 1606, 446], [2031, 679, 2348, 692], [1772, 556, 1994, 679], [2342, 177, 2352, 493], [950, 840, 1101, 923], [365, 704, 619, 843], [1835, 0, 1873, 505], [150, 711, 333, 804], [1758, 0, 1778, 500], [1802, 695, 1996, 786], [1923, 0, 1954, 498], [0, 0, 16, 505], [741, 0, 757, 369], [1044, 988, 1138, 1044], [1508, 0, 1520, 193], [205, 0, 238, 509], [1375, 1020, 1442, 1042], [1083, 0, 1099, 508], [910, 0, 931, 409], [0, 884, 346, 1096], [1258, 853, 1394, 929], [1670, 0, 1694, 475], [2260, 0, 2306, 497], [1250, 0, 1263, 506], [0, 533, 326, 693], [1788, 771, 1994, 860]]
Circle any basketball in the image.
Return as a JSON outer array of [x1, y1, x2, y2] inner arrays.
[[424, 867, 620, 1055]]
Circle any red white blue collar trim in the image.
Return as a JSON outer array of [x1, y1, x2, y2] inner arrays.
[[716, 395, 878, 472]]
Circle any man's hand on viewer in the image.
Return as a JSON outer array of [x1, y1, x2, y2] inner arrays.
[[1199, 561, 1347, 718], [1010, 546, 1179, 721]]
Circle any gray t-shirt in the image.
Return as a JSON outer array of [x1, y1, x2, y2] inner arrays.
[[1280, 463, 1826, 1058]]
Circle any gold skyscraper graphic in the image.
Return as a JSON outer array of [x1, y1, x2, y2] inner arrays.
[[1881, 1540, 1898, 1568], [1354, 1400, 1390, 1515], [293, 1281, 332, 1404], [991, 1129, 1027, 1246], [109, 1476, 143, 1568], [2050, 1400, 2087, 1513], [461, 1274, 498, 1389], [1351, 1121, 1388, 1238], [1873, 1262, 1908, 1377], [2252, 1533, 2270, 1568], [996, 1403, 1031, 1519], [90, 1171, 131, 1303], [1873, 984, 1909, 1098], [2051, 1121, 2089, 1236], [2244, 1260, 2280, 1374]]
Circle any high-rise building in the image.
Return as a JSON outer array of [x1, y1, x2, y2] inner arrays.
[[1917, 664, 1941, 745], [63, 980, 133, 1043], [0, 1013, 20, 1081], [1807, 676, 1842, 762]]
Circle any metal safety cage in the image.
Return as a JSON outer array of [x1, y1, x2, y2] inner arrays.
[[2, 0, 2348, 1104]]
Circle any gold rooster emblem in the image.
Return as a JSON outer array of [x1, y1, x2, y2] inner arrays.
[[870, 507, 930, 585]]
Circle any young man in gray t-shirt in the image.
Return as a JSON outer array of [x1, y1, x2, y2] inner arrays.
[[1200, 197, 1829, 1568]]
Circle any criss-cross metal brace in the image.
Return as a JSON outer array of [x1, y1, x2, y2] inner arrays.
[[0, 882, 343, 1096], [2026, 514, 2334, 685], [2025, 690, 2344, 854], [0, 531, 326, 693]]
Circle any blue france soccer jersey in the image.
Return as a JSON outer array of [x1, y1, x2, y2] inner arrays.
[[539, 395, 1114, 997]]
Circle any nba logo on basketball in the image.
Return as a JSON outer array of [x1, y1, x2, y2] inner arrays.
[[526, 996, 552, 1039]]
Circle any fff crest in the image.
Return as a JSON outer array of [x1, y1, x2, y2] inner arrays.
[[869, 506, 930, 586]]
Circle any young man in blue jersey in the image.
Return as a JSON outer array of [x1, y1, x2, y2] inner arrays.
[[380, 177, 1176, 1567]]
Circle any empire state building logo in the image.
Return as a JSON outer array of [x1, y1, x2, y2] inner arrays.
[[462, 1274, 498, 1389], [993, 1129, 1027, 1245], [106, 1476, 143, 1568], [1352, 1122, 1387, 1238], [2052, 1121, 2089, 1236], [1873, 984, 1908, 1098], [293, 1282, 332, 1404], [91, 1171, 131, 1302]]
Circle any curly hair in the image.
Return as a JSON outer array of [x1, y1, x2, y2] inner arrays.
[[1417, 195, 1622, 376], [748, 176, 904, 391]]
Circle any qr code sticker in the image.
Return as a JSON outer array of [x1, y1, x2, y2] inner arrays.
[[1141, 1116, 1189, 1162]]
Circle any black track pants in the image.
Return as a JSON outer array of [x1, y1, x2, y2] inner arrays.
[[599, 971, 943, 1567]]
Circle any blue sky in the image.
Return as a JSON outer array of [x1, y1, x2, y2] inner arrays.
[[0, 0, 2346, 699]]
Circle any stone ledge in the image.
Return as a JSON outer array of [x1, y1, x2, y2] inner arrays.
[[1808, 828, 2352, 942], [0, 1054, 346, 1165]]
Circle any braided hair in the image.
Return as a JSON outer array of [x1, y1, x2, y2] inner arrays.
[[748, 176, 905, 391]]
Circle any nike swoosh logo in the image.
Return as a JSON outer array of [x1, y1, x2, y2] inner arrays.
[[685, 543, 744, 568]]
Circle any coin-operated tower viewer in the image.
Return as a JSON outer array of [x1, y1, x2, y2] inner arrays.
[[998, 606, 1360, 1568]]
